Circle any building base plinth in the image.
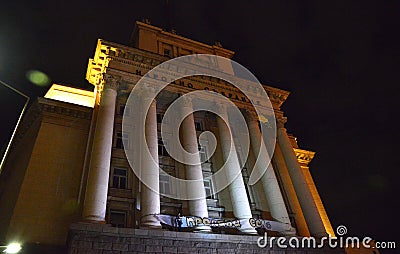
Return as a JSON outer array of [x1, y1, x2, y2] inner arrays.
[[67, 223, 346, 254]]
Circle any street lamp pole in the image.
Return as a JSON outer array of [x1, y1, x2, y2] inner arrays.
[[0, 80, 30, 175]]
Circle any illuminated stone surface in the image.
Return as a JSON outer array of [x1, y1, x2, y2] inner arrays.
[[0, 20, 354, 253]]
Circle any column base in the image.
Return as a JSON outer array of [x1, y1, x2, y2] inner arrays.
[[141, 214, 162, 229], [239, 217, 258, 234], [139, 225, 163, 230], [239, 228, 258, 235], [282, 226, 297, 236], [193, 225, 212, 232], [82, 215, 106, 224]]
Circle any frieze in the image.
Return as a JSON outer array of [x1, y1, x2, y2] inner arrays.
[[88, 39, 289, 109]]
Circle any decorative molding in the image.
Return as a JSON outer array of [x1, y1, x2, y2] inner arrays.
[[9, 97, 92, 152], [87, 39, 290, 110], [103, 74, 120, 91], [39, 98, 93, 120], [277, 117, 287, 129], [293, 148, 315, 165], [243, 109, 259, 122], [266, 88, 289, 109]]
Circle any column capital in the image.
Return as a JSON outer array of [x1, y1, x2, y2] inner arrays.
[[277, 116, 287, 129], [215, 102, 236, 116], [293, 148, 315, 165], [180, 95, 193, 108], [103, 74, 120, 91], [137, 85, 157, 98], [243, 109, 259, 122]]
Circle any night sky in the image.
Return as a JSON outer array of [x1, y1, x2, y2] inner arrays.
[[1, 0, 399, 248]]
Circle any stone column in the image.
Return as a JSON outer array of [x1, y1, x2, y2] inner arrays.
[[274, 143, 310, 236], [276, 117, 327, 237], [180, 98, 210, 230], [180, 98, 209, 215], [216, 104, 257, 234], [301, 161, 335, 237], [140, 92, 161, 228], [83, 75, 118, 222], [245, 112, 293, 229]]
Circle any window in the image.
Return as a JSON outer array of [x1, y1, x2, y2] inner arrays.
[[203, 178, 213, 198], [199, 145, 208, 162], [159, 164, 174, 195], [119, 105, 130, 116], [158, 139, 169, 156], [194, 121, 203, 131], [162, 43, 173, 57], [116, 132, 129, 149], [157, 113, 164, 123], [112, 167, 127, 189], [242, 167, 256, 208], [163, 48, 172, 57], [109, 210, 126, 227], [159, 174, 171, 195]]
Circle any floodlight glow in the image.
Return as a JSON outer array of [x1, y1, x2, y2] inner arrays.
[[3, 243, 21, 253]]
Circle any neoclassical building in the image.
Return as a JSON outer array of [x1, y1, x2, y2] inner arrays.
[[0, 20, 345, 253]]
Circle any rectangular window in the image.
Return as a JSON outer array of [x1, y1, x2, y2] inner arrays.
[[112, 167, 127, 189], [242, 167, 256, 207], [116, 132, 129, 149], [203, 178, 213, 198], [194, 121, 203, 131], [159, 164, 174, 195], [163, 48, 172, 57], [199, 145, 208, 162], [109, 210, 126, 227], [162, 43, 173, 57], [159, 174, 171, 195], [158, 139, 169, 156]]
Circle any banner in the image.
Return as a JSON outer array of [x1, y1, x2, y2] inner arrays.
[[154, 214, 293, 233]]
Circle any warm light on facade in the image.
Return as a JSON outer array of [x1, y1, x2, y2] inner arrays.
[[294, 148, 336, 237], [44, 84, 95, 108]]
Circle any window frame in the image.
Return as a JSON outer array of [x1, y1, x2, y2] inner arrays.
[[159, 164, 175, 195], [112, 167, 128, 189], [116, 132, 129, 150]]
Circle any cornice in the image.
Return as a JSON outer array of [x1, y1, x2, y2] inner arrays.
[[9, 98, 92, 152], [38, 97, 93, 120]]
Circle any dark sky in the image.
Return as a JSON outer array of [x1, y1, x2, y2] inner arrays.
[[1, 0, 399, 248]]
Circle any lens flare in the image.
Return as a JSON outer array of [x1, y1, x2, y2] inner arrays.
[[26, 70, 51, 87]]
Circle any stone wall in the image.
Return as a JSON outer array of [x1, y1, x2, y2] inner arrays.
[[68, 223, 346, 254], [0, 98, 92, 245]]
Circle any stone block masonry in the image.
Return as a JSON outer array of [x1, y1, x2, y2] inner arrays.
[[67, 223, 345, 254]]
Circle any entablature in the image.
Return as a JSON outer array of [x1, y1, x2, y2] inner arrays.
[[87, 39, 290, 110]]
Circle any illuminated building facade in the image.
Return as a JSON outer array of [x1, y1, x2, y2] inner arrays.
[[0, 20, 349, 253]]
